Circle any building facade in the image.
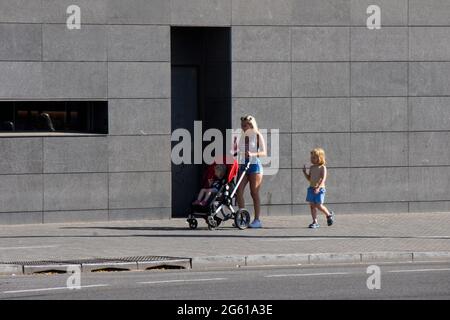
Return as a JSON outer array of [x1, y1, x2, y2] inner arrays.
[[1, 0, 450, 224]]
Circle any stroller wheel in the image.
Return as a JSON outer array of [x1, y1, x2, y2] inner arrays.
[[188, 218, 198, 230], [234, 209, 251, 230], [206, 216, 220, 230]]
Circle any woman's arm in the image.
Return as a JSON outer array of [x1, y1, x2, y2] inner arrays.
[[248, 133, 267, 157]]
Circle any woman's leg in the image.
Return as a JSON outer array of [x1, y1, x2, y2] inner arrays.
[[236, 174, 249, 209], [248, 173, 263, 220]]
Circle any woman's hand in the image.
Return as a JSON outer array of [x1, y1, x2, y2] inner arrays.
[[245, 151, 256, 157]]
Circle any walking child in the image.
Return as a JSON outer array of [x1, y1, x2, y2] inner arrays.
[[302, 148, 335, 228]]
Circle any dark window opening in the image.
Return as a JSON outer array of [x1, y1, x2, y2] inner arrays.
[[0, 101, 108, 134]]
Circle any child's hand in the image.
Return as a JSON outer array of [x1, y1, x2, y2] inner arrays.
[[313, 187, 320, 194], [302, 165, 307, 173]]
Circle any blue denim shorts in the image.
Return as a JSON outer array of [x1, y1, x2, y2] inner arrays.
[[239, 158, 263, 176], [306, 187, 326, 204]]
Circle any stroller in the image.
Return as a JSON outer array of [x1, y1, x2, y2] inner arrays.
[[186, 155, 252, 230]]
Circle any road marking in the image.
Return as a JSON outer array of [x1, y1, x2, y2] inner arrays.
[[266, 272, 350, 278], [138, 278, 227, 285], [3, 284, 109, 294], [0, 245, 59, 250], [388, 268, 450, 274]]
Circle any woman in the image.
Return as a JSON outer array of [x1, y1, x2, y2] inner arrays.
[[233, 115, 266, 228]]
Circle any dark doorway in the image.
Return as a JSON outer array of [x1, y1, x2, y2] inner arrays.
[[171, 27, 231, 218]]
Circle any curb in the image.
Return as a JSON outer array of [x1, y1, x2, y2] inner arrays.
[[1, 251, 449, 275], [190, 251, 450, 270]]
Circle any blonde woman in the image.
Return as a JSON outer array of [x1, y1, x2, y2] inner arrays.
[[302, 148, 335, 229], [232, 115, 266, 228]]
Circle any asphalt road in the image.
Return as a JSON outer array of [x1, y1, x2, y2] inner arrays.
[[0, 262, 449, 300]]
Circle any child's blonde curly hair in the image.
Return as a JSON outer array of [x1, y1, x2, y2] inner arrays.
[[311, 148, 326, 166]]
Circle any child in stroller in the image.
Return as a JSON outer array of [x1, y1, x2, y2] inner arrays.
[[186, 155, 252, 230], [192, 164, 227, 207]]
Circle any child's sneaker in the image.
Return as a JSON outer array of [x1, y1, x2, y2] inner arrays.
[[308, 222, 320, 229], [327, 211, 335, 226]]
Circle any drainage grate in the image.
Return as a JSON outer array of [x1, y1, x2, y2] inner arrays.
[[0, 255, 189, 266]]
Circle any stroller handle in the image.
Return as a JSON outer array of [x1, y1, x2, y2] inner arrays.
[[229, 161, 251, 199]]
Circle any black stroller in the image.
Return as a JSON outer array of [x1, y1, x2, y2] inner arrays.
[[186, 155, 252, 230]]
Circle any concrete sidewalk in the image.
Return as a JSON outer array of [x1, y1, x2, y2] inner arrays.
[[0, 212, 449, 274]]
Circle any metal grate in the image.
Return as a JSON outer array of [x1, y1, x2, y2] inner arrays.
[[0, 255, 189, 266]]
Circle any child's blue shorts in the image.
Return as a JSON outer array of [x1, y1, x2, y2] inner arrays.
[[306, 187, 326, 204]]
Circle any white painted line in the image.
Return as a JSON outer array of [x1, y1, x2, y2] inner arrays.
[[0, 245, 59, 250], [3, 284, 109, 294], [266, 272, 350, 278], [138, 278, 227, 285], [388, 268, 450, 274]]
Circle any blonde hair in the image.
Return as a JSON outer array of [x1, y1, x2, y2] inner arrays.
[[311, 148, 326, 166], [240, 115, 259, 133], [214, 164, 227, 178]]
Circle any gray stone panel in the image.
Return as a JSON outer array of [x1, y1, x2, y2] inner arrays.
[[43, 0, 107, 24], [410, 201, 450, 213], [43, 210, 108, 223], [232, 63, 291, 97], [108, 62, 170, 98], [0, 211, 42, 225], [108, 26, 170, 61], [351, 62, 407, 96], [244, 204, 293, 216], [108, 135, 171, 172], [171, 0, 231, 26], [232, 27, 290, 62], [292, 133, 350, 168], [410, 63, 450, 96], [291, 0, 350, 25], [350, 167, 409, 202], [292, 98, 350, 132], [292, 168, 350, 204], [351, 97, 407, 132], [231, 0, 292, 25], [44, 173, 108, 210], [292, 63, 350, 97], [265, 133, 291, 169], [409, 97, 450, 131], [0, 138, 43, 174], [0, 24, 41, 61], [409, 0, 450, 26], [0, 174, 43, 212], [351, 27, 407, 61], [313, 202, 409, 214], [409, 132, 450, 166], [0, 0, 42, 23], [232, 98, 291, 133], [109, 172, 171, 209], [109, 99, 171, 135], [42, 62, 107, 98], [109, 208, 171, 221], [43, 137, 108, 173], [241, 169, 291, 205], [409, 167, 450, 201], [43, 24, 107, 61], [350, 0, 408, 26], [351, 132, 408, 167], [107, 0, 170, 24], [410, 27, 450, 61], [0, 62, 43, 98], [292, 27, 349, 62]]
